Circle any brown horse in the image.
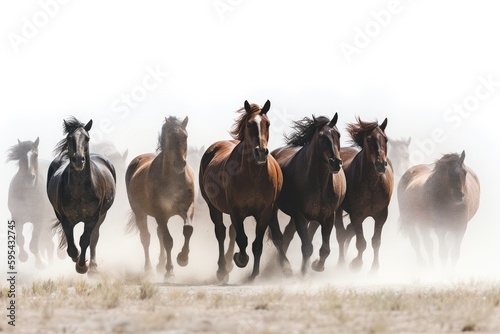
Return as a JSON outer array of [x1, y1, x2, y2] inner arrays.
[[199, 100, 291, 282], [335, 116, 394, 272], [125, 116, 195, 278], [398, 151, 480, 267], [271, 114, 346, 274]]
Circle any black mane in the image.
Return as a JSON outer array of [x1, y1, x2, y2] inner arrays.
[[285, 116, 330, 147]]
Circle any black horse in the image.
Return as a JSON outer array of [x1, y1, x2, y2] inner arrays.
[[47, 117, 116, 274]]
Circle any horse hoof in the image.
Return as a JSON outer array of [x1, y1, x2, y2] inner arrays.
[[311, 260, 324, 272], [164, 271, 175, 281], [176, 252, 189, 267], [349, 259, 363, 272], [75, 262, 88, 274], [88, 267, 99, 278], [216, 270, 229, 284], [19, 252, 28, 262], [233, 252, 249, 268], [282, 263, 293, 277], [154, 264, 164, 274], [57, 249, 66, 260]]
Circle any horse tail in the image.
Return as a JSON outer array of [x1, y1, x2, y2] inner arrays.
[[51, 220, 67, 249], [125, 210, 139, 235]]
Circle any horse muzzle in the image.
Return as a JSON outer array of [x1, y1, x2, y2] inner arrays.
[[374, 160, 388, 175], [328, 158, 342, 174], [71, 156, 86, 172], [254, 147, 269, 165], [174, 160, 187, 173]]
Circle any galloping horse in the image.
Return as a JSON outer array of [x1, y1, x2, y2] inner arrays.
[[398, 151, 480, 267], [335, 117, 394, 272], [125, 116, 195, 278], [7, 138, 56, 268], [47, 117, 116, 274], [199, 100, 291, 282], [271, 114, 346, 274]]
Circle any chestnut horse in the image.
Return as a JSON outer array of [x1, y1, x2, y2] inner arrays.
[[271, 114, 346, 274], [125, 116, 195, 278], [335, 117, 394, 272], [398, 151, 480, 267], [47, 117, 116, 274], [199, 100, 291, 282]]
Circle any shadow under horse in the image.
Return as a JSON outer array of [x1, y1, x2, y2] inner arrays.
[[271, 113, 346, 275], [47, 117, 116, 274], [7, 137, 56, 269], [199, 100, 291, 282]]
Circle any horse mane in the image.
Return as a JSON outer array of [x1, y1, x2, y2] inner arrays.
[[157, 116, 185, 152], [284, 116, 330, 147], [434, 153, 462, 171], [6, 141, 33, 162], [230, 103, 263, 141], [53, 117, 86, 158], [346, 116, 380, 147]]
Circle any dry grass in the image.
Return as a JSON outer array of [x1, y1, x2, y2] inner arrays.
[[2, 276, 500, 333]]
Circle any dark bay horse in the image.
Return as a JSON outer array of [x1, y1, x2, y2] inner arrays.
[[7, 138, 56, 268], [335, 117, 394, 272], [125, 116, 195, 278], [271, 114, 346, 274], [47, 117, 116, 274], [398, 151, 480, 267], [199, 100, 291, 282]]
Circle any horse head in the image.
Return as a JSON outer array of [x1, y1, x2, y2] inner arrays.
[[365, 118, 389, 175], [65, 119, 92, 172], [159, 116, 189, 173], [317, 113, 342, 173], [243, 100, 271, 165]]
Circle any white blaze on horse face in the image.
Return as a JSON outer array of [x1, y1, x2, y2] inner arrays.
[[254, 115, 263, 148]]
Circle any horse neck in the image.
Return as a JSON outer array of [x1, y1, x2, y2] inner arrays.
[[355, 147, 380, 184], [426, 166, 450, 198], [157, 148, 177, 175]]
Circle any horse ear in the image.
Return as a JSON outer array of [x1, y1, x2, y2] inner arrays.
[[406, 137, 411, 145], [329, 113, 338, 128], [122, 149, 128, 161], [459, 150, 466, 164], [199, 146, 205, 155], [17, 139, 21, 144], [260, 100, 271, 115], [34, 137, 40, 147], [181, 116, 189, 129], [84, 119, 93, 132], [244, 100, 251, 113], [380, 118, 388, 131]]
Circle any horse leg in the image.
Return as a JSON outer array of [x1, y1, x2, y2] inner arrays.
[[450, 224, 467, 268], [420, 225, 434, 267], [14, 220, 29, 262], [282, 216, 297, 254], [209, 205, 228, 283], [268, 207, 292, 276], [76, 220, 97, 274], [405, 219, 425, 266], [311, 217, 334, 272], [29, 222, 46, 269], [61, 220, 79, 263], [224, 224, 235, 273], [294, 213, 313, 275], [249, 214, 268, 280], [370, 209, 388, 273], [157, 216, 174, 279], [334, 209, 347, 267], [307, 221, 320, 243], [349, 216, 366, 271], [135, 213, 153, 274], [156, 225, 166, 273], [88, 214, 106, 276], [231, 211, 249, 269], [177, 213, 194, 267], [435, 228, 449, 267]]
